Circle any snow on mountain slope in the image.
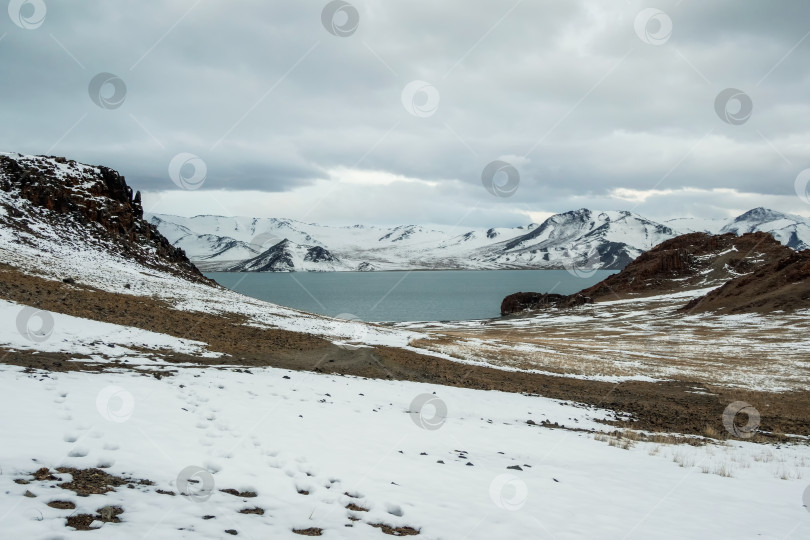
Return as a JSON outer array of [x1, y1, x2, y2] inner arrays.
[[720, 207, 810, 251], [151, 206, 810, 273], [227, 239, 349, 272], [471, 209, 676, 270]]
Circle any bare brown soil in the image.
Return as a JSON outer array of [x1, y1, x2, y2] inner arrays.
[[55, 467, 152, 496], [47, 500, 76, 510]]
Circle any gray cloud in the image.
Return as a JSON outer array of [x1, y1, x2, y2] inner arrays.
[[1, 0, 809, 226]]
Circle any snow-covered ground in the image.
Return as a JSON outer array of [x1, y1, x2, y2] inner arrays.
[[2, 353, 809, 538]]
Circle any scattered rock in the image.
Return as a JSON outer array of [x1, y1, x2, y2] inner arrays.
[[33, 467, 58, 481], [23, 490, 36, 498], [98, 505, 123, 522], [239, 507, 264, 515], [370, 523, 420, 536], [507, 465, 523, 471], [220, 488, 257, 498], [292, 528, 323, 536]]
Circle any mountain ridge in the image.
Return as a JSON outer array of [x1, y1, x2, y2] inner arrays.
[[148, 206, 810, 273]]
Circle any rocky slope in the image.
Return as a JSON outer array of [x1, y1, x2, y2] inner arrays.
[[149, 207, 810, 273], [0, 152, 206, 283], [683, 248, 810, 313], [501, 232, 801, 315]]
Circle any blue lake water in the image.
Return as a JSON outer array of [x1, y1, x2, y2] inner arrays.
[[205, 270, 616, 323]]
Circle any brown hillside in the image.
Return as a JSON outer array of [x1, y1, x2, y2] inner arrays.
[[502, 232, 792, 315], [683, 249, 810, 313]]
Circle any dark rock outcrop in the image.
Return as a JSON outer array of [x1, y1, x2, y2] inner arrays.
[[0, 154, 209, 283], [500, 292, 591, 315]]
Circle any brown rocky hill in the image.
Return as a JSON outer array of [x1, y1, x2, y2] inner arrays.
[[683, 249, 810, 313], [501, 231, 796, 315], [0, 153, 208, 283]]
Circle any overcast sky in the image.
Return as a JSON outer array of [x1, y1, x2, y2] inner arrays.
[[2, 0, 810, 227]]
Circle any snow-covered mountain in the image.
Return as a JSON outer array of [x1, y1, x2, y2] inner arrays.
[[719, 207, 810, 251], [227, 239, 348, 272], [148, 207, 810, 272]]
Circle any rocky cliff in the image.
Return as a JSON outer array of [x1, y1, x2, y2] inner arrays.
[[0, 153, 207, 282]]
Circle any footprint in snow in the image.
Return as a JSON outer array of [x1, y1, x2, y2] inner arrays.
[[67, 447, 89, 458], [102, 442, 119, 451], [63, 433, 79, 443], [204, 462, 223, 474]]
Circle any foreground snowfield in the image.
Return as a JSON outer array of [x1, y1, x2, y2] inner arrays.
[[2, 356, 809, 539]]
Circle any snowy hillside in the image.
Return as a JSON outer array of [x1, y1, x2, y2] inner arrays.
[[149, 207, 810, 272]]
